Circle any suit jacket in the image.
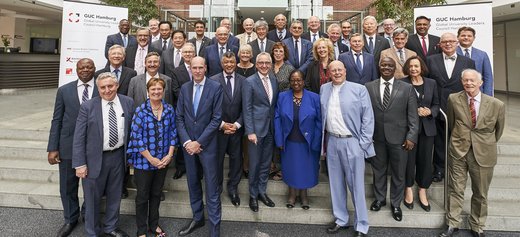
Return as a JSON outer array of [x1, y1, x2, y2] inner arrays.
[[204, 44, 239, 77], [338, 51, 378, 85], [171, 64, 191, 105], [401, 76, 440, 136], [274, 89, 322, 153], [365, 79, 419, 144], [301, 31, 329, 41], [210, 72, 245, 130], [150, 38, 173, 53], [242, 72, 279, 137], [94, 66, 137, 96], [320, 81, 375, 158], [175, 78, 223, 149], [159, 47, 185, 77], [127, 73, 174, 108], [249, 38, 275, 63], [282, 37, 313, 74], [405, 34, 441, 62], [105, 33, 137, 59], [236, 32, 258, 46], [123, 45, 159, 70], [447, 91, 505, 167], [304, 60, 328, 93], [333, 41, 349, 60], [380, 47, 417, 79], [426, 54, 476, 112], [456, 47, 493, 96], [72, 95, 134, 179], [211, 34, 240, 48], [188, 36, 212, 57], [47, 80, 99, 159], [363, 35, 390, 65], [267, 29, 292, 42]]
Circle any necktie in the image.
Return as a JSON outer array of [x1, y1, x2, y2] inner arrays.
[[470, 97, 477, 128], [334, 44, 339, 60], [262, 77, 271, 104], [421, 36, 427, 56], [174, 49, 181, 68], [193, 84, 202, 115], [445, 55, 456, 61], [464, 48, 470, 58], [247, 35, 251, 43], [278, 31, 283, 40], [136, 48, 145, 74], [113, 69, 120, 81], [226, 75, 233, 97], [81, 84, 89, 104], [355, 53, 363, 72], [368, 36, 374, 53], [187, 65, 192, 80], [123, 35, 127, 48], [260, 41, 265, 52], [219, 46, 225, 59], [162, 40, 167, 51], [383, 81, 391, 109], [294, 39, 300, 68], [398, 49, 405, 64], [312, 33, 317, 43], [108, 101, 118, 147]]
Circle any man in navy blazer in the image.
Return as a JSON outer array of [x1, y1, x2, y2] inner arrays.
[[95, 45, 137, 97], [210, 18, 240, 48], [204, 27, 239, 77], [338, 33, 377, 85], [327, 23, 349, 60], [283, 20, 313, 75], [124, 28, 159, 75], [47, 58, 98, 237], [73, 72, 133, 237], [302, 16, 328, 43], [457, 26, 493, 96], [104, 19, 137, 59], [176, 56, 223, 237], [405, 16, 441, 62], [267, 14, 292, 42], [242, 52, 279, 212], [362, 16, 390, 65]]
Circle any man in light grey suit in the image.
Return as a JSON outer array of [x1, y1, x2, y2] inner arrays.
[[128, 52, 174, 108], [321, 61, 374, 237], [365, 57, 419, 222]]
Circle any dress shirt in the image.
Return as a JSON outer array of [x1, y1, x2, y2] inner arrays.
[[333, 42, 340, 60], [120, 33, 128, 47], [218, 43, 227, 55], [134, 45, 148, 75], [364, 34, 377, 48], [352, 51, 364, 68], [379, 78, 395, 103], [195, 37, 204, 56], [257, 38, 267, 52], [173, 47, 183, 66], [326, 82, 352, 136], [443, 52, 457, 78], [467, 91, 481, 118], [341, 36, 350, 47], [277, 29, 287, 39], [102, 95, 125, 150], [219, 73, 242, 130], [161, 38, 171, 49], [293, 37, 302, 63], [151, 34, 161, 43], [459, 46, 472, 58], [258, 72, 273, 104], [418, 34, 429, 52], [76, 79, 95, 104], [192, 77, 206, 103], [110, 65, 122, 81]]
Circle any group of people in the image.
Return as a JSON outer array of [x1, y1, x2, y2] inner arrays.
[[46, 13, 504, 237]]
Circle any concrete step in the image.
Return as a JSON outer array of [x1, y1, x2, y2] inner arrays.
[[0, 128, 49, 141]]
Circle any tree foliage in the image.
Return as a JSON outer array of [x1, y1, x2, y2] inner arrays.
[[102, 0, 159, 28], [370, 0, 446, 29]]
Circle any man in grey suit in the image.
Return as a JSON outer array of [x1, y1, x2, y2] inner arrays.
[[73, 72, 133, 237], [321, 61, 374, 237], [242, 52, 278, 212], [160, 30, 187, 77], [248, 20, 274, 64], [150, 21, 173, 53], [365, 57, 419, 222], [188, 20, 211, 57], [47, 58, 98, 237]]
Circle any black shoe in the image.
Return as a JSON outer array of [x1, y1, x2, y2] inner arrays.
[[258, 194, 275, 207], [354, 230, 368, 237], [160, 191, 165, 201], [57, 221, 77, 237], [249, 197, 259, 212], [370, 200, 386, 211], [178, 220, 205, 236], [121, 188, 129, 199], [403, 200, 414, 210], [391, 205, 403, 222], [432, 171, 444, 183], [326, 223, 348, 234], [438, 226, 459, 237], [243, 170, 249, 178], [230, 193, 240, 207], [104, 228, 129, 237], [419, 200, 431, 212], [173, 169, 186, 179], [470, 230, 485, 237]]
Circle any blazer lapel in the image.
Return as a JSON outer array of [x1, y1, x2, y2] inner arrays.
[[372, 80, 384, 110], [195, 81, 210, 118], [220, 74, 232, 101], [387, 80, 400, 109], [459, 93, 472, 127], [475, 94, 490, 128], [94, 98, 104, 140], [139, 76, 147, 103]]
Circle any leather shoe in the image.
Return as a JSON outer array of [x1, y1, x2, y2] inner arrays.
[[432, 171, 444, 183], [178, 220, 205, 236], [419, 200, 431, 212], [470, 230, 485, 237], [354, 230, 368, 237], [403, 200, 414, 210], [258, 194, 275, 207], [438, 226, 459, 237], [326, 223, 348, 234], [121, 188, 128, 199], [370, 200, 386, 211], [230, 193, 240, 207], [104, 228, 129, 237], [173, 169, 186, 179], [391, 205, 403, 222], [56, 221, 77, 237], [249, 197, 259, 212]]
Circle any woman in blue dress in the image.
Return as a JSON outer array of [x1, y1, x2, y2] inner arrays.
[[274, 70, 322, 209], [127, 78, 177, 237]]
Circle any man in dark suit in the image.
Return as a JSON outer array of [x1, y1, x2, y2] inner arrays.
[[365, 57, 419, 222], [148, 18, 161, 43], [204, 27, 239, 77], [47, 58, 98, 237], [160, 30, 187, 77], [381, 18, 396, 45], [124, 28, 158, 75], [188, 20, 211, 57], [95, 45, 137, 97], [150, 21, 173, 53], [73, 72, 133, 237], [267, 14, 292, 42], [176, 56, 223, 237], [427, 32, 475, 183], [248, 20, 274, 64], [104, 19, 137, 59], [283, 20, 313, 75], [210, 18, 240, 48], [242, 52, 279, 212], [362, 16, 390, 65], [340, 20, 352, 47], [327, 23, 349, 60], [338, 33, 377, 85], [302, 16, 328, 43], [405, 16, 441, 62], [209, 52, 245, 207]]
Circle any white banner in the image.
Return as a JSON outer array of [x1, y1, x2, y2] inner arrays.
[[59, 1, 127, 86]]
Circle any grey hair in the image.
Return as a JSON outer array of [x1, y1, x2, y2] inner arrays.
[[255, 20, 268, 29], [256, 52, 272, 63], [363, 15, 377, 24], [108, 44, 126, 57], [461, 69, 482, 81], [96, 72, 118, 85], [392, 28, 409, 38]]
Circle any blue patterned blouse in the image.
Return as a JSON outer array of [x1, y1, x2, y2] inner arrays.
[[127, 99, 178, 170]]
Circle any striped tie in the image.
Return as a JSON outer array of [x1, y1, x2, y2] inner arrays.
[[383, 82, 390, 109], [108, 102, 118, 147], [262, 77, 271, 104], [81, 84, 89, 104], [470, 97, 477, 128]]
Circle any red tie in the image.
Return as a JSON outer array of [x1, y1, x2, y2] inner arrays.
[[470, 97, 477, 128], [421, 36, 427, 56]]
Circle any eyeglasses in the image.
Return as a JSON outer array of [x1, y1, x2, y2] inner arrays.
[[257, 61, 271, 65]]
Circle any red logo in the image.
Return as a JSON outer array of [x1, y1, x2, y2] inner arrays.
[[68, 13, 80, 23], [66, 68, 73, 74]]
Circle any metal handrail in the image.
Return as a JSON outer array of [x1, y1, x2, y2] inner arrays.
[[439, 108, 449, 211]]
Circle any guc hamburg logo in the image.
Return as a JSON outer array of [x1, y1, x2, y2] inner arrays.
[[68, 13, 80, 23]]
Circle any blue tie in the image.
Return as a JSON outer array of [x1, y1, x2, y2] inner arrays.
[[193, 84, 202, 115], [368, 36, 374, 53], [123, 35, 127, 48], [113, 69, 120, 81], [355, 53, 363, 72]]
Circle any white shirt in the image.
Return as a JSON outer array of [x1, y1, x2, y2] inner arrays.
[[418, 34, 429, 51], [467, 91, 481, 119], [352, 51, 364, 68], [151, 34, 160, 43], [76, 79, 95, 104], [218, 43, 227, 54], [195, 36, 205, 56], [326, 82, 352, 136], [443, 52, 457, 79], [102, 95, 125, 151], [277, 29, 287, 39], [364, 34, 377, 47], [459, 46, 472, 58], [258, 72, 273, 104], [379, 78, 395, 103], [134, 45, 148, 75]]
